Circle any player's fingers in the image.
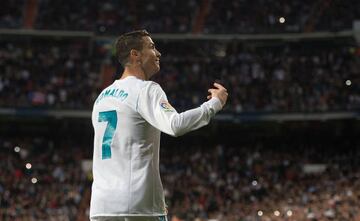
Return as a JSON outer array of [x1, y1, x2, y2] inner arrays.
[[213, 82, 227, 91], [208, 89, 216, 94]]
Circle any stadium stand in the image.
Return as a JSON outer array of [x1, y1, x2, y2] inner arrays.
[[1, 133, 360, 220], [2, 0, 359, 33], [1, 39, 359, 112], [0, 0, 24, 28], [1, 1, 360, 221]]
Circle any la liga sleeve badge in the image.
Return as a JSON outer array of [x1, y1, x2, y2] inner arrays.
[[160, 100, 175, 112]]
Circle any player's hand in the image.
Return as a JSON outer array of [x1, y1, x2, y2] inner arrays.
[[207, 82, 228, 107]]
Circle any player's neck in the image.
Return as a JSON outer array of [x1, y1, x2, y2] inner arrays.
[[121, 66, 148, 80]]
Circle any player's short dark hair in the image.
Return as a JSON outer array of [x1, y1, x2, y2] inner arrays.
[[115, 30, 150, 67]]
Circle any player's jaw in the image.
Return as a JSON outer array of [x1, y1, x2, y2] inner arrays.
[[153, 49, 161, 72], [150, 58, 161, 78], [140, 56, 160, 79], [155, 57, 160, 70], [145, 53, 161, 78]]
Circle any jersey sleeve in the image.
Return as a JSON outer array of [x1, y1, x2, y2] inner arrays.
[[137, 82, 223, 137]]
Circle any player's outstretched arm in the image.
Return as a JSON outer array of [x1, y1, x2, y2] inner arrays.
[[138, 82, 228, 137]]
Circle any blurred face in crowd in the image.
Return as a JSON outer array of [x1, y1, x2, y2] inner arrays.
[[138, 36, 161, 79]]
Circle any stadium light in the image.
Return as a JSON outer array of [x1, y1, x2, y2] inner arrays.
[[257, 210, 263, 216], [25, 163, 32, 169], [346, 80, 352, 86], [14, 146, 21, 152], [31, 177, 38, 184], [274, 210, 280, 216], [279, 17, 286, 23], [287, 210, 293, 217]]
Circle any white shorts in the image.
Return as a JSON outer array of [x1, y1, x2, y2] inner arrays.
[[90, 216, 168, 221]]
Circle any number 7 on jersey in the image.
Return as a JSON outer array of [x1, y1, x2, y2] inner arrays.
[[98, 110, 117, 159]]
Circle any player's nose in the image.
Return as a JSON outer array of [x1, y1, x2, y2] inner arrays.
[[156, 49, 161, 58]]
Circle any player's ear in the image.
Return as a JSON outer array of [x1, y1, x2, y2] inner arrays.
[[130, 49, 141, 58], [129, 49, 141, 64]]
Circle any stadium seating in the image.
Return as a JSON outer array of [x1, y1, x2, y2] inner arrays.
[[1, 0, 359, 33], [1, 1, 360, 221], [1, 137, 359, 220], [1, 40, 359, 112]]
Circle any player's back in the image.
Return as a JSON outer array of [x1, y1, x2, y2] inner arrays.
[[90, 76, 166, 217]]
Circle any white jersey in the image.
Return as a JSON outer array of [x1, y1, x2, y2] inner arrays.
[[90, 76, 222, 218]]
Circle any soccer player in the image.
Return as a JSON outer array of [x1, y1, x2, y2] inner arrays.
[[90, 30, 228, 221]]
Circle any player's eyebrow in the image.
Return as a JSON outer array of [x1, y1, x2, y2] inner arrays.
[[149, 42, 155, 48]]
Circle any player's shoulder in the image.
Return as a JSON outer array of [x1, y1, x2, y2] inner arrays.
[[115, 77, 164, 98], [140, 81, 165, 96], [116, 76, 156, 90], [145, 80, 161, 89]]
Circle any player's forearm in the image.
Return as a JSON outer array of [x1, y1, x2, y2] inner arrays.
[[168, 97, 222, 137]]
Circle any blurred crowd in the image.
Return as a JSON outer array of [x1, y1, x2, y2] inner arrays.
[[1, 1, 360, 221], [0, 41, 101, 109], [1, 0, 360, 33], [1, 39, 359, 112], [34, 0, 199, 34], [204, 0, 360, 33], [0, 0, 24, 28], [162, 142, 360, 220], [156, 41, 360, 112], [1, 136, 360, 220], [0, 137, 91, 221]]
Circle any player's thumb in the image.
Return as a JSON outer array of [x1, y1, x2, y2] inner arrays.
[[208, 88, 217, 95]]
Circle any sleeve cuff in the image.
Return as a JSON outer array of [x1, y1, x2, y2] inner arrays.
[[205, 97, 223, 113]]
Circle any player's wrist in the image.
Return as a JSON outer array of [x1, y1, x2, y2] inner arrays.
[[207, 97, 223, 112]]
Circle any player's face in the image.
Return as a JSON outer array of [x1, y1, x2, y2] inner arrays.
[[139, 36, 161, 78]]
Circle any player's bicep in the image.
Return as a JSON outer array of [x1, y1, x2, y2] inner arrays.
[[137, 83, 179, 135]]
